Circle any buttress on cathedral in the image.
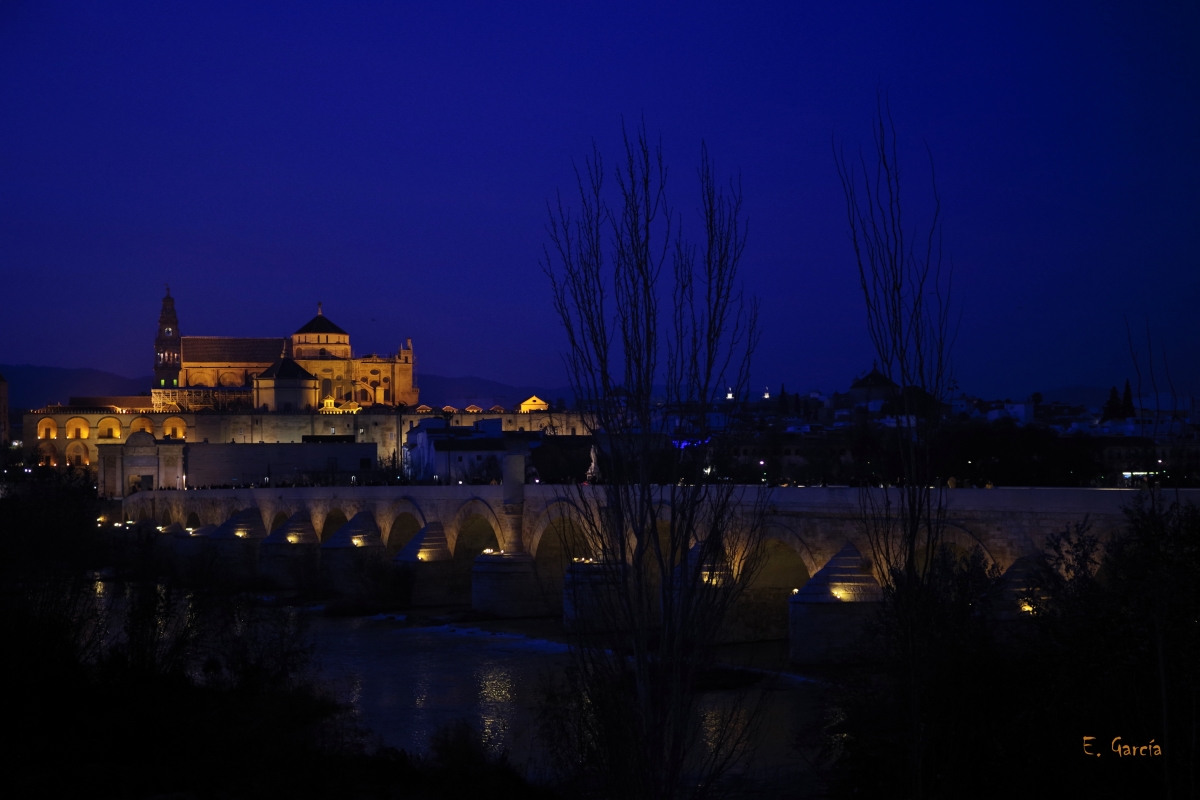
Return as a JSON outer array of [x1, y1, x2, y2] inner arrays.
[[153, 288, 417, 414]]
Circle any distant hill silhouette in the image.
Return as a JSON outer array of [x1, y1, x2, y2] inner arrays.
[[416, 374, 573, 409], [1, 364, 153, 412], [0, 363, 571, 414]]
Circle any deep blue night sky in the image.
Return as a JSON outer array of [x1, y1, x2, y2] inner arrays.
[[2, 2, 1197, 399]]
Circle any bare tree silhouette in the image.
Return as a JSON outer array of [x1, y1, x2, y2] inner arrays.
[[540, 122, 770, 799]]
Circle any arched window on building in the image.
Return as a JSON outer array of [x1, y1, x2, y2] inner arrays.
[[37, 418, 58, 440]]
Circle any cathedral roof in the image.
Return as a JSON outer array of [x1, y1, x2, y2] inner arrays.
[[258, 357, 316, 381], [294, 312, 347, 336], [181, 337, 288, 363]]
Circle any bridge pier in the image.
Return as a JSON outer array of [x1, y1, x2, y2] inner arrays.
[[472, 552, 545, 617], [320, 512, 386, 596], [259, 511, 320, 589], [117, 485, 1199, 639], [788, 541, 883, 665], [209, 508, 267, 585], [394, 522, 457, 606]]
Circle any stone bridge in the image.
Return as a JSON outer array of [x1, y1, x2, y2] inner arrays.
[[123, 482, 1199, 642], [122, 483, 1186, 582]]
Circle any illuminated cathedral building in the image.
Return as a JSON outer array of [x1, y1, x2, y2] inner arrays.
[[24, 291, 581, 489], [151, 289, 417, 413]]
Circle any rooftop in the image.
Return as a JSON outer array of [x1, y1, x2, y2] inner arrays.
[[258, 357, 316, 381], [181, 336, 287, 363], [294, 305, 348, 336]]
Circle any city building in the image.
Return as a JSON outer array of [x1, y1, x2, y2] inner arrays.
[[23, 292, 586, 482], [150, 289, 417, 412]]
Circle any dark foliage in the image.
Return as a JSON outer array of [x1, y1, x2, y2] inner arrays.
[[817, 492, 1200, 798], [0, 469, 552, 799]]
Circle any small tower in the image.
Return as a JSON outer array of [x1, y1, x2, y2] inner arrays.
[[154, 286, 181, 389]]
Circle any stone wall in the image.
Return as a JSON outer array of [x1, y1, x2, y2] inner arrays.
[[26, 408, 587, 471], [182, 441, 378, 487]]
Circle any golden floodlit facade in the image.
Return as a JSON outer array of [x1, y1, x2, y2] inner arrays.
[[24, 290, 582, 485], [152, 290, 417, 413]]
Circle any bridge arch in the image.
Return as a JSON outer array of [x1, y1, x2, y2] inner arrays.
[[387, 496, 429, 528], [940, 522, 998, 566], [451, 496, 504, 554], [527, 497, 592, 558], [320, 508, 349, 542], [449, 497, 502, 560], [759, 522, 820, 579], [749, 535, 813, 594], [386, 512, 423, 556]]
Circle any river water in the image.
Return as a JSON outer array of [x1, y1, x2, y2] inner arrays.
[[309, 613, 825, 789], [310, 614, 570, 761]]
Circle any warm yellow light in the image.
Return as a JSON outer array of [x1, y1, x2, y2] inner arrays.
[[286, 533, 300, 544], [1019, 602, 1034, 614], [351, 535, 364, 547], [482, 548, 494, 555], [791, 588, 799, 595], [234, 530, 247, 539]]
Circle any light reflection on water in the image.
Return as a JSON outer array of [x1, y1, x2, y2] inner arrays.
[[310, 617, 568, 761], [310, 615, 822, 787]]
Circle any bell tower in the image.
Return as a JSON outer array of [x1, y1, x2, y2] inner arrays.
[[154, 285, 181, 389]]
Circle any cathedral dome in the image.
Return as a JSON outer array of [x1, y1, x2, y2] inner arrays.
[[294, 303, 347, 336]]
